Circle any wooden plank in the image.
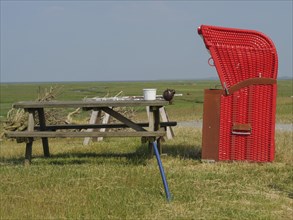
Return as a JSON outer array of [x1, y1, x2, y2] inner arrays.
[[148, 107, 154, 132], [159, 107, 174, 139], [146, 106, 150, 121], [37, 108, 50, 157], [25, 109, 35, 164], [27, 110, 35, 131], [13, 100, 168, 109], [25, 140, 33, 166], [6, 131, 166, 138], [148, 106, 162, 154], [97, 110, 111, 141], [153, 107, 162, 154], [83, 110, 101, 145], [154, 107, 160, 131], [35, 122, 176, 130], [101, 107, 147, 131]]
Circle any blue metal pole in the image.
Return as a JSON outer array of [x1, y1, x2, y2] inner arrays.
[[152, 141, 171, 202]]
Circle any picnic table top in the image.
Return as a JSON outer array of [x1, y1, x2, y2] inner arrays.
[[12, 99, 169, 109]]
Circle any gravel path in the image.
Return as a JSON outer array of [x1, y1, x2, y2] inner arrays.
[[177, 120, 292, 132]]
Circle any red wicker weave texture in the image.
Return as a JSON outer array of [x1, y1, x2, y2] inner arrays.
[[218, 85, 276, 162], [199, 25, 278, 162], [198, 25, 278, 88]]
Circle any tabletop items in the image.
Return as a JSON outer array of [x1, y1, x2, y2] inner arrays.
[[163, 89, 176, 103]]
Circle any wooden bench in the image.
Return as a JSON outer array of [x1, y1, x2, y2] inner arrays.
[[32, 121, 177, 131], [5, 122, 176, 140], [5, 130, 166, 138]]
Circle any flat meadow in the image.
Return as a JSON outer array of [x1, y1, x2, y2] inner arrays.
[[0, 80, 292, 219]]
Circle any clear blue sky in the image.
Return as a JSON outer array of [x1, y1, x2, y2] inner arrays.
[[1, 1, 292, 82]]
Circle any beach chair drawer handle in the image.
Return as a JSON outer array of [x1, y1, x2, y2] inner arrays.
[[232, 123, 252, 135]]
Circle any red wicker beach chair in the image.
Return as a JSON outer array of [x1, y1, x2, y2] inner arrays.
[[198, 25, 278, 162]]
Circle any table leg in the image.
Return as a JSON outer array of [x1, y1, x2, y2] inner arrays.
[[25, 138, 33, 165], [159, 107, 174, 139], [149, 106, 162, 154], [97, 110, 111, 142], [83, 109, 101, 145], [148, 141, 154, 158], [37, 108, 50, 157], [24, 110, 35, 165], [154, 108, 162, 154]]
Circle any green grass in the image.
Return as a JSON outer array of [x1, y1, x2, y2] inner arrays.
[[1, 80, 291, 122], [0, 80, 292, 219], [0, 128, 292, 219], [276, 80, 293, 122]]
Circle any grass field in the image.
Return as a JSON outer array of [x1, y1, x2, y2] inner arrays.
[[0, 80, 292, 219]]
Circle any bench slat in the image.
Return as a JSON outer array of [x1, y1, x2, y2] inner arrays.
[[5, 131, 166, 138], [34, 122, 177, 131]]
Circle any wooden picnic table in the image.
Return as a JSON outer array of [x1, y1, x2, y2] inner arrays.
[[5, 99, 176, 164]]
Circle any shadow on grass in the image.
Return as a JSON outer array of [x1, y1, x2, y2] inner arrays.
[[49, 150, 150, 166], [0, 143, 202, 166], [0, 157, 25, 166], [0, 152, 149, 166], [162, 144, 202, 160]]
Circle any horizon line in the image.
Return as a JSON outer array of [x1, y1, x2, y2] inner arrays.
[[1, 76, 292, 84]]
